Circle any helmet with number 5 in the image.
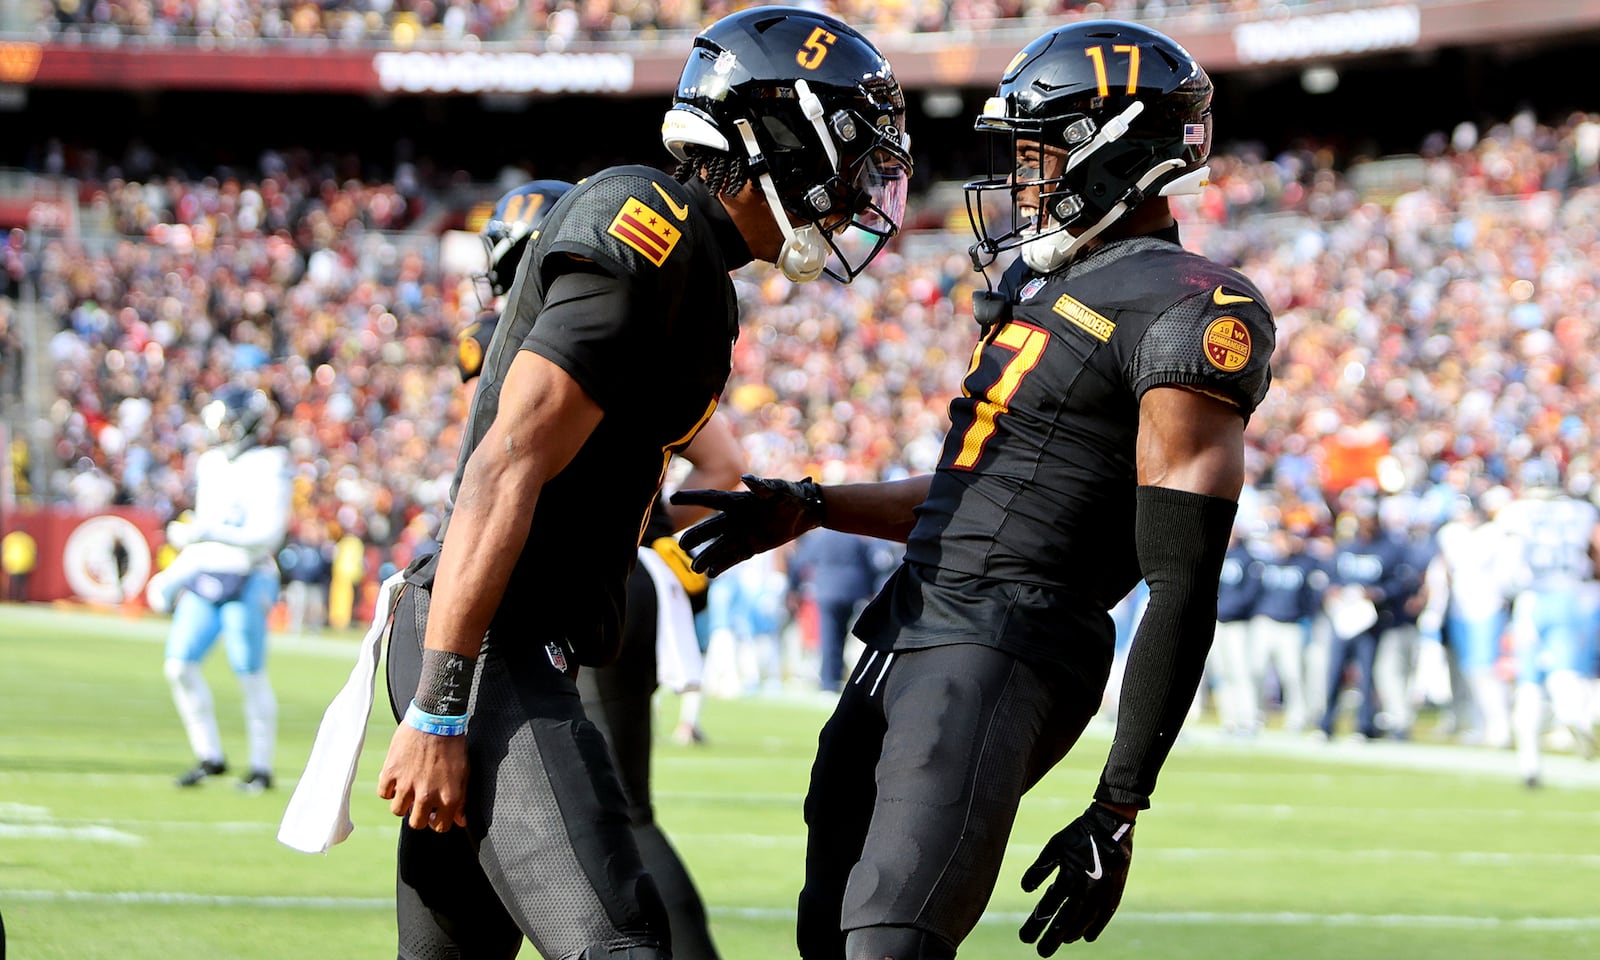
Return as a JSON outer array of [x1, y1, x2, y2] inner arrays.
[[662, 6, 913, 283], [965, 20, 1213, 274], [480, 179, 572, 297]]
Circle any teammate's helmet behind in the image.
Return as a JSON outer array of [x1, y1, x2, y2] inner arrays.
[[202, 386, 274, 454], [456, 311, 498, 382], [662, 6, 912, 282], [965, 20, 1213, 270], [480, 180, 572, 297]]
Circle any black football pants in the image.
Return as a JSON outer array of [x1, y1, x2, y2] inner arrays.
[[797, 642, 1108, 960], [391, 618, 668, 960]]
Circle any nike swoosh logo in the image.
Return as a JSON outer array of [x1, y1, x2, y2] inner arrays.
[[1213, 285, 1254, 306], [1085, 840, 1103, 880], [652, 182, 690, 221]]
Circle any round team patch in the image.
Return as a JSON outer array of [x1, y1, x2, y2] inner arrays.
[[1203, 316, 1252, 372]]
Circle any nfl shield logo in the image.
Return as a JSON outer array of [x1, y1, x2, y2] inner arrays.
[[545, 642, 569, 672], [1019, 277, 1047, 301]]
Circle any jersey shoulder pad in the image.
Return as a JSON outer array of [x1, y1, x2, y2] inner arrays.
[[1129, 256, 1276, 416], [543, 166, 695, 276]]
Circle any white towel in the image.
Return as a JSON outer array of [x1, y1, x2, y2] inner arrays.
[[277, 571, 405, 854], [637, 546, 704, 693]]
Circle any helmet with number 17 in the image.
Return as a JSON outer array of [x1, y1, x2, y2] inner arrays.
[[965, 20, 1213, 274], [479, 179, 573, 298], [661, 6, 913, 283]]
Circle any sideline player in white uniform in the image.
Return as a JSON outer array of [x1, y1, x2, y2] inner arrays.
[[1418, 489, 1521, 747], [1496, 467, 1600, 786], [148, 386, 292, 791]]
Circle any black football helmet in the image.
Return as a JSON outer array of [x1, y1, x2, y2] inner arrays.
[[202, 385, 274, 457], [661, 6, 912, 283], [480, 179, 572, 297], [965, 20, 1213, 274]]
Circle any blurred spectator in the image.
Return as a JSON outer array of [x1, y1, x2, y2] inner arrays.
[[37, 0, 1312, 46]]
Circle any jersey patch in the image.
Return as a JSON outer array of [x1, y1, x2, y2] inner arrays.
[[1051, 294, 1115, 342], [1203, 316, 1252, 372], [1019, 276, 1048, 301], [607, 197, 681, 267]]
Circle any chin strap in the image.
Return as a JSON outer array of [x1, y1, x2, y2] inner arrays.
[[734, 118, 827, 282], [1021, 157, 1189, 274]]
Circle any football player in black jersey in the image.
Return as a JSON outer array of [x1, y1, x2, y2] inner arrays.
[[446, 178, 738, 960], [674, 21, 1275, 960], [375, 8, 912, 960]]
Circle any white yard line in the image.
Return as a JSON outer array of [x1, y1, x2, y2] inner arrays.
[[6, 890, 1598, 931]]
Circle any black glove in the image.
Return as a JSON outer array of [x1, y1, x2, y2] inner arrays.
[[670, 474, 825, 577], [1018, 803, 1135, 956]]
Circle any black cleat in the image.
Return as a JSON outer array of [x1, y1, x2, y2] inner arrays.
[[238, 769, 274, 793], [176, 759, 227, 787]]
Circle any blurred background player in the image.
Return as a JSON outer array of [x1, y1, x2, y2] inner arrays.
[[462, 176, 739, 960], [1320, 499, 1418, 740], [1498, 462, 1600, 786], [1250, 524, 1328, 733], [1209, 526, 1264, 734], [1417, 488, 1520, 747], [147, 385, 292, 791]]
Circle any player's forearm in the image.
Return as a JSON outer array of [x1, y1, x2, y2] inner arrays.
[[423, 449, 541, 662], [818, 475, 931, 543]]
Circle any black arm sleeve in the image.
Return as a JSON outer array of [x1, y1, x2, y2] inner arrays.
[[1095, 486, 1238, 809]]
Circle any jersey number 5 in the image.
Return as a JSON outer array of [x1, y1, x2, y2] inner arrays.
[[953, 321, 1049, 470]]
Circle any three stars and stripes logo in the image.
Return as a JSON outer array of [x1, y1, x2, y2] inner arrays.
[[607, 197, 681, 267]]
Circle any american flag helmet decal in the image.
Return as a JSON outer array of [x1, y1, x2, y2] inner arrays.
[[1183, 123, 1207, 145]]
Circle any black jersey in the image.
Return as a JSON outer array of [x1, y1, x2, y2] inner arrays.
[[449, 166, 748, 665], [861, 232, 1273, 666]]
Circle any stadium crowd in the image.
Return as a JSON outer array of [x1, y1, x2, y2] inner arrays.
[[30, 0, 1318, 45], [5, 107, 1600, 749]]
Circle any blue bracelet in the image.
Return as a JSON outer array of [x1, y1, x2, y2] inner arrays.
[[404, 700, 468, 737]]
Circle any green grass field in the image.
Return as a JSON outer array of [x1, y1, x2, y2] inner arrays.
[[3, 603, 1598, 960]]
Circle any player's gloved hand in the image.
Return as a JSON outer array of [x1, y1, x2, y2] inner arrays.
[[671, 474, 825, 577], [1019, 802, 1135, 956]]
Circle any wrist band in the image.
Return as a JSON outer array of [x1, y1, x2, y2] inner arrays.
[[404, 700, 468, 737], [415, 647, 476, 717]]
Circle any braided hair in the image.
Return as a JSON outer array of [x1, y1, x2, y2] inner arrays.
[[674, 148, 751, 198]]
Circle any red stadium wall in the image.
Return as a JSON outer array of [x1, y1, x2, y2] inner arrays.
[[1, 506, 164, 606]]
